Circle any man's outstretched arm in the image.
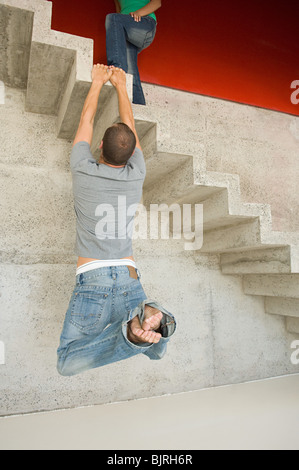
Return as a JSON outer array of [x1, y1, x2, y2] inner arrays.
[[73, 64, 112, 147], [110, 68, 142, 150]]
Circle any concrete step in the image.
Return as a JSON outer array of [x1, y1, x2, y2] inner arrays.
[[201, 220, 299, 255], [201, 189, 252, 231], [244, 275, 299, 333], [0, 2, 33, 89], [143, 159, 197, 207], [200, 219, 263, 253], [138, 122, 192, 189], [243, 274, 299, 299], [266, 297, 299, 334], [265, 297, 299, 318], [286, 317, 299, 334], [221, 246, 299, 274], [186, 189, 271, 233], [143, 160, 240, 208]]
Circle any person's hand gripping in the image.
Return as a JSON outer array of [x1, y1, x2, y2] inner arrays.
[[109, 66, 127, 90], [92, 64, 113, 85]]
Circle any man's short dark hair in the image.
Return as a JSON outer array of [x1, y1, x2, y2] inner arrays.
[[102, 123, 137, 166]]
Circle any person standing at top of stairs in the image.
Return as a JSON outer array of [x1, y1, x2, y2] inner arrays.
[[56, 65, 176, 377], [106, 0, 162, 105]]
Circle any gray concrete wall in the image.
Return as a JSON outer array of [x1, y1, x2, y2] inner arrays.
[[0, 86, 298, 416]]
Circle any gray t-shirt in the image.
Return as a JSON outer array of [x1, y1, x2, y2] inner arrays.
[[70, 141, 146, 259]]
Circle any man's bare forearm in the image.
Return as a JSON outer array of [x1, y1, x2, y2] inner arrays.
[[80, 80, 103, 125], [116, 84, 135, 129], [73, 64, 112, 146]]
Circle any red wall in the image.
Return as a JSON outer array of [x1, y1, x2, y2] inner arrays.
[[48, 0, 299, 116]]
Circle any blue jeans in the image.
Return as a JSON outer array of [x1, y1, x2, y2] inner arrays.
[[105, 14, 157, 105], [57, 266, 176, 377]]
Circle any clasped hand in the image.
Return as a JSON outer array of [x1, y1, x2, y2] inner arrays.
[[92, 64, 126, 88]]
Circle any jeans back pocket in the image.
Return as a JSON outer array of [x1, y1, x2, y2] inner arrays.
[[70, 288, 109, 333]]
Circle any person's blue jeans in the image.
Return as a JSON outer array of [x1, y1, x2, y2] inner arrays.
[[57, 266, 176, 377], [105, 14, 157, 105]]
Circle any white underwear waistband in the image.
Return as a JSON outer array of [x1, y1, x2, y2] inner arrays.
[[76, 259, 137, 276]]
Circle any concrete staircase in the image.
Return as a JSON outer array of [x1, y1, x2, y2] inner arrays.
[[1, 0, 298, 337]]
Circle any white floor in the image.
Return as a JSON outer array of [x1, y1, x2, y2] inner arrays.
[[0, 374, 298, 450]]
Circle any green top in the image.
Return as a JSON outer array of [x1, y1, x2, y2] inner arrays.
[[119, 0, 157, 22]]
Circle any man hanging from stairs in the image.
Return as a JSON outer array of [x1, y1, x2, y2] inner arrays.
[[57, 64, 176, 376]]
